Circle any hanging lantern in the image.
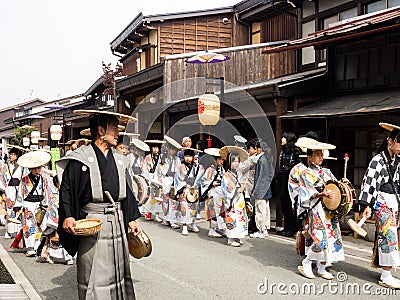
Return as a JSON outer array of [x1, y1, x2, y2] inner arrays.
[[22, 137, 30, 147], [198, 94, 220, 126], [31, 131, 40, 144], [50, 124, 62, 141]]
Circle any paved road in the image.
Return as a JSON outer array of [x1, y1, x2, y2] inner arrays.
[[0, 220, 398, 300]]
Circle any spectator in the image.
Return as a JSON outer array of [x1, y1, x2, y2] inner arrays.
[[277, 132, 301, 237], [250, 141, 274, 238]]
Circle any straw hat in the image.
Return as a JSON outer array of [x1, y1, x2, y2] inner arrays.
[[163, 136, 181, 150], [74, 110, 137, 124], [204, 148, 222, 157], [18, 150, 51, 168], [181, 147, 203, 153], [219, 146, 249, 162], [323, 150, 337, 160], [234, 135, 247, 144], [119, 132, 140, 137], [80, 125, 126, 137], [6, 145, 30, 153], [80, 129, 91, 137], [65, 140, 76, 145], [295, 137, 336, 150], [131, 139, 150, 152], [75, 138, 91, 145], [379, 122, 400, 132], [144, 140, 166, 144]]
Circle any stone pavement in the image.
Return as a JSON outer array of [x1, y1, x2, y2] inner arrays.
[[0, 237, 41, 300]]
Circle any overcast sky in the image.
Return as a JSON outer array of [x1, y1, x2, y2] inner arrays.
[[0, 0, 238, 108]]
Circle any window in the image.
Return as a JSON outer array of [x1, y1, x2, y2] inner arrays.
[[366, 0, 386, 13], [339, 7, 358, 21], [365, 0, 400, 13], [319, 7, 358, 61], [302, 21, 316, 65], [389, 0, 400, 7]]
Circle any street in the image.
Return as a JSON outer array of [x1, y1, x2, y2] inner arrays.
[[0, 219, 398, 300]]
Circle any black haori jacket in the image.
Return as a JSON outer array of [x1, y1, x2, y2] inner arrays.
[[56, 144, 140, 256]]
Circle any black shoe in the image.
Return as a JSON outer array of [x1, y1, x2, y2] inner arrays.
[[276, 230, 284, 236]]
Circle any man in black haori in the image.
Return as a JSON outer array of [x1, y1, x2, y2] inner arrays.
[[56, 110, 141, 300]]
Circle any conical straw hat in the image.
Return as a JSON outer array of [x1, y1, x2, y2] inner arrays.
[[219, 146, 248, 161], [18, 150, 51, 168], [74, 110, 137, 124]]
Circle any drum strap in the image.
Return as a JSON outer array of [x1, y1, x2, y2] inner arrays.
[[380, 152, 400, 228], [200, 169, 219, 202]]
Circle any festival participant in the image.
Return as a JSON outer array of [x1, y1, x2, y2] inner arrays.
[[116, 136, 130, 156], [277, 132, 301, 237], [288, 132, 320, 224], [143, 140, 165, 222], [38, 173, 73, 265], [297, 139, 343, 280], [144, 140, 164, 179], [16, 150, 52, 257], [129, 139, 149, 176], [200, 148, 226, 238], [174, 147, 203, 235], [250, 141, 274, 239], [153, 136, 181, 229], [359, 122, 400, 288], [177, 137, 193, 162], [57, 110, 141, 300], [238, 138, 260, 234], [3, 146, 24, 239], [0, 194, 6, 226], [127, 139, 150, 217], [233, 135, 247, 149], [220, 146, 249, 247]]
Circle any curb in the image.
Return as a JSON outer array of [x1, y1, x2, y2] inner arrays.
[[0, 242, 42, 300]]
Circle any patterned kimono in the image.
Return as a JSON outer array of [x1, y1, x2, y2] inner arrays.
[[200, 165, 226, 231], [288, 162, 308, 217], [174, 162, 203, 225], [39, 172, 73, 262], [19, 172, 49, 251], [299, 164, 345, 264], [144, 153, 160, 180], [221, 170, 248, 239], [143, 153, 163, 214], [128, 153, 148, 177], [153, 155, 181, 223], [359, 150, 400, 268], [4, 162, 24, 238]]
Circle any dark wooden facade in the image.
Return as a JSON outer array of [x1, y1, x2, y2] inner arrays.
[[163, 45, 296, 101]]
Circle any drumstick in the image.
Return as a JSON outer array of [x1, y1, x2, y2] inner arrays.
[[347, 216, 367, 237], [343, 153, 349, 180]]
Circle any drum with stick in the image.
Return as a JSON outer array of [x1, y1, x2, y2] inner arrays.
[[322, 153, 355, 217]]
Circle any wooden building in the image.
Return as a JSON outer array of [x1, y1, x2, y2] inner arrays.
[[112, 1, 306, 150], [263, 1, 400, 189]]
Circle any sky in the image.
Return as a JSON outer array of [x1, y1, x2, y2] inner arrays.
[[0, 0, 238, 108]]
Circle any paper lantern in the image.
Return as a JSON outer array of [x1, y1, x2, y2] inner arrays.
[[50, 124, 62, 141], [31, 131, 40, 144], [22, 137, 30, 147], [198, 94, 220, 126]]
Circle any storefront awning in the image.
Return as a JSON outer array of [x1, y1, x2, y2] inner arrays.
[[263, 7, 400, 54], [280, 90, 400, 119]]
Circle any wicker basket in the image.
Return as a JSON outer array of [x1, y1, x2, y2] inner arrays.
[[74, 219, 103, 236]]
